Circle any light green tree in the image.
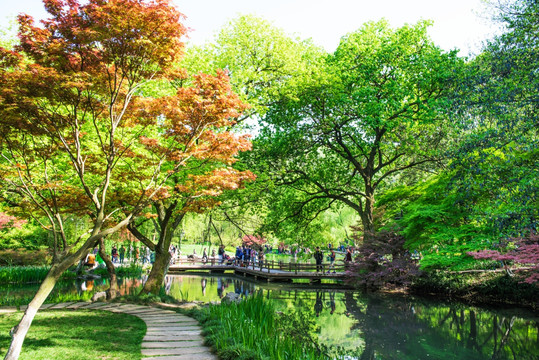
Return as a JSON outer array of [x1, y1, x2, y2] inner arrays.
[[255, 20, 463, 241]]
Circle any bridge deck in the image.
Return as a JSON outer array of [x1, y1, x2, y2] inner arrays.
[[168, 260, 346, 282]]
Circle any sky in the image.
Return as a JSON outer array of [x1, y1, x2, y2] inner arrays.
[[1, 0, 498, 56]]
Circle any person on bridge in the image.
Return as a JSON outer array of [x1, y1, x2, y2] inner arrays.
[[235, 246, 243, 266], [202, 248, 208, 262], [327, 249, 336, 273], [218, 245, 225, 264], [344, 246, 353, 268], [314, 247, 324, 273]]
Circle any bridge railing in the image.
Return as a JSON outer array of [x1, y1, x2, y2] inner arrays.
[[172, 257, 348, 274]]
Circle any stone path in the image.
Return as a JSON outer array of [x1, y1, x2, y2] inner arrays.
[[1, 302, 217, 360]]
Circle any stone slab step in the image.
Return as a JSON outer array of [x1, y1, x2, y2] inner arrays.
[[76, 302, 110, 309], [142, 317, 198, 323], [145, 319, 199, 325], [146, 327, 201, 333], [143, 354, 218, 360], [49, 302, 77, 309], [39, 303, 56, 309], [142, 347, 208, 356], [138, 314, 197, 320], [143, 335, 203, 342], [65, 302, 92, 309], [142, 341, 202, 348], [124, 308, 176, 315], [106, 305, 148, 313]]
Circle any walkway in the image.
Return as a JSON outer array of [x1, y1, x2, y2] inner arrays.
[[169, 259, 347, 282], [1, 302, 217, 360]]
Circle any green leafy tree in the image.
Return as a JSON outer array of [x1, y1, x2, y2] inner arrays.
[[256, 20, 462, 242], [183, 14, 323, 121], [395, 0, 538, 270]]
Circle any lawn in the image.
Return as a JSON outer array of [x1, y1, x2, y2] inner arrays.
[[0, 310, 146, 360]]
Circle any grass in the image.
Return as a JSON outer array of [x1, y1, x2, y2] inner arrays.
[[93, 263, 143, 278], [0, 266, 77, 285], [186, 296, 330, 360], [0, 264, 143, 285], [0, 310, 146, 360]]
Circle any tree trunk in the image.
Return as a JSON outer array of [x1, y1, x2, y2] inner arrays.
[[98, 239, 119, 300], [140, 246, 170, 295], [4, 260, 72, 360], [361, 188, 376, 243]]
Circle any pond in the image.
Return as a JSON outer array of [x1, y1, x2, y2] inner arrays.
[[2, 274, 538, 359]]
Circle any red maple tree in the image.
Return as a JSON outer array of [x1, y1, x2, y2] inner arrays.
[[0, 1, 253, 358], [468, 233, 539, 285]]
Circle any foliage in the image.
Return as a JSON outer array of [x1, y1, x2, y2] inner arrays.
[[253, 19, 462, 241], [190, 295, 333, 360], [393, 175, 496, 270], [0, 310, 145, 360], [468, 232, 539, 284], [410, 271, 539, 309], [386, 0, 538, 271], [346, 229, 421, 289], [112, 290, 179, 306], [0, 282, 94, 307], [0, 223, 48, 250], [448, 0, 538, 237], [0, 212, 26, 229], [92, 263, 143, 279], [0, 249, 50, 266], [0, 19, 17, 49], [124, 67, 254, 294], [241, 234, 266, 247], [183, 14, 323, 121]]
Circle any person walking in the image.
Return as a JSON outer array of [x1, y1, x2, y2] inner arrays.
[[111, 245, 118, 263], [218, 245, 225, 264], [327, 249, 336, 273], [344, 246, 353, 268], [202, 248, 208, 262], [314, 247, 324, 273], [119, 245, 126, 264]]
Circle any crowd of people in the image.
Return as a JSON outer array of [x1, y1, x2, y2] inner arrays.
[[83, 241, 356, 272]]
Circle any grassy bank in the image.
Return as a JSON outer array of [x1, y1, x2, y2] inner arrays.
[[410, 271, 539, 310], [0, 310, 145, 360]]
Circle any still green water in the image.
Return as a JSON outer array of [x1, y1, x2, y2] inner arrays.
[[2, 274, 538, 359], [163, 274, 538, 360]]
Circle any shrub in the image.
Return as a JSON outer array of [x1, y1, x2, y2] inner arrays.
[[468, 232, 539, 284], [346, 230, 421, 289], [0, 249, 50, 266]]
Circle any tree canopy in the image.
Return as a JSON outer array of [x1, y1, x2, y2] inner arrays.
[[252, 20, 462, 241]]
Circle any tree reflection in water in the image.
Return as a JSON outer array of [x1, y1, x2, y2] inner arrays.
[[91, 275, 539, 359]]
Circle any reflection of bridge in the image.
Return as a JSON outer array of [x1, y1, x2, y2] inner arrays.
[[168, 259, 347, 282]]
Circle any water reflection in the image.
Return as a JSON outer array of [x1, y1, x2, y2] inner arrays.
[[74, 277, 142, 296], [163, 274, 539, 360], [2, 274, 537, 359]]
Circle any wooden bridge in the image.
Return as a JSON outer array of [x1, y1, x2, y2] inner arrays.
[[168, 259, 348, 283]]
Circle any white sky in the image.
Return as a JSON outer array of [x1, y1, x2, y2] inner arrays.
[[2, 0, 497, 56]]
